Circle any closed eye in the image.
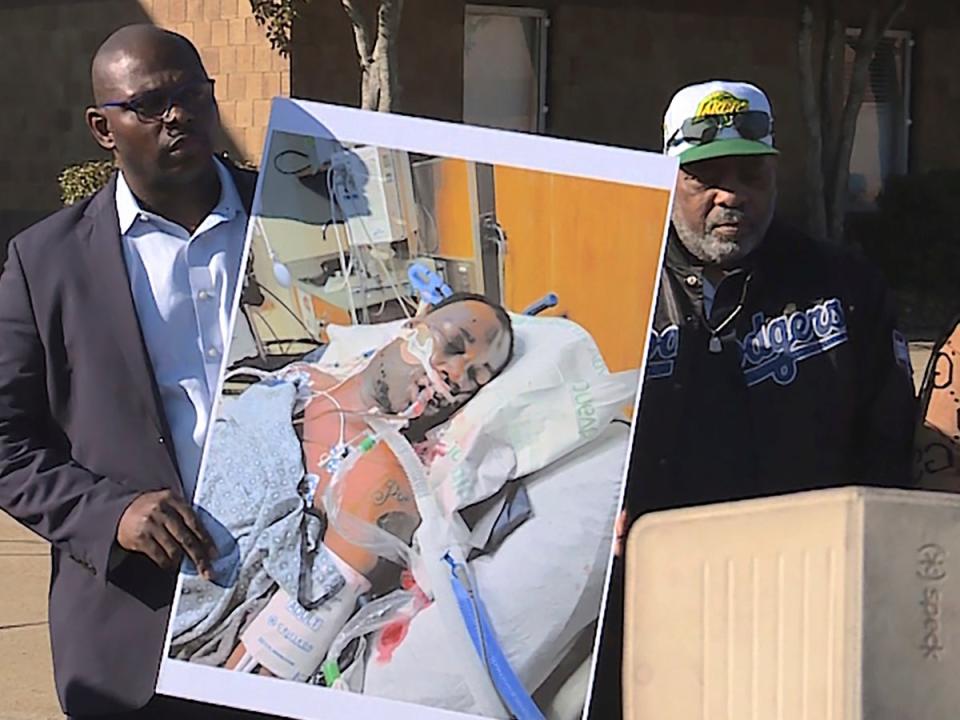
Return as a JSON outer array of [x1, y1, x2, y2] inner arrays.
[[445, 337, 466, 355]]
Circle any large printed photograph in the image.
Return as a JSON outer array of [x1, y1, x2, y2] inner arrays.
[[156, 98, 676, 720]]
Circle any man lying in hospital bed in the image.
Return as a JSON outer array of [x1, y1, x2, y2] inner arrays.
[[169, 294, 638, 719]]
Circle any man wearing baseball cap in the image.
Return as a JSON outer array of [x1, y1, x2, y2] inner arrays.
[[589, 80, 917, 719]]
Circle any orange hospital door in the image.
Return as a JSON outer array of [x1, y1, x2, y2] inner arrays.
[[492, 166, 671, 372]]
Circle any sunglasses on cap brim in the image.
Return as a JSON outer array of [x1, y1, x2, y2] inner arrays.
[[667, 110, 772, 148]]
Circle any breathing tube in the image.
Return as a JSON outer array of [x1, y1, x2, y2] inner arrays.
[[230, 324, 534, 714], [445, 554, 546, 720], [364, 415, 511, 717], [315, 327, 533, 716]]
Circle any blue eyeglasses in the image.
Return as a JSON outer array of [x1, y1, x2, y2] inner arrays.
[[100, 78, 215, 123]]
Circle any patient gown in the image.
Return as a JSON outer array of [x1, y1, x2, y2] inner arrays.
[[169, 378, 347, 667]]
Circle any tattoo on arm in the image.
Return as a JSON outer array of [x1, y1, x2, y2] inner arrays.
[[373, 479, 412, 506]]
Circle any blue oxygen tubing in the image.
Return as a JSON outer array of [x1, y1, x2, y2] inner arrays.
[[443, 554, 546, 720]]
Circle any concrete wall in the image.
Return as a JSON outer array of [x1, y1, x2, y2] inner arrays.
[[0, 0, 151, 253], [289, 0, 960, 225]]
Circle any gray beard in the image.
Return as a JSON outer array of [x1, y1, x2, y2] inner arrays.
[[672, 205, 774, 267]]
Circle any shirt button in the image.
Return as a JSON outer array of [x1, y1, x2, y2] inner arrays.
[[207, 347, 220, 359], [685, 275, 699, 287], [157, 436, 165, 445], [198, 290, 212, 301], [139, 213, 149, 223]]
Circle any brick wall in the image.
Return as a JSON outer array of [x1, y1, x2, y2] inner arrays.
[[0, 0, 152, 255], [0, 0, 289, 262], [143, 0, 290, 162]]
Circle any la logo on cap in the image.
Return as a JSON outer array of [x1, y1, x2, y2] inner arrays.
[[663, 80, 779, 165], [694, 91, 751, 121]]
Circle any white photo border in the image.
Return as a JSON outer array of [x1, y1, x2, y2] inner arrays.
[[157, 97, 678, 720]]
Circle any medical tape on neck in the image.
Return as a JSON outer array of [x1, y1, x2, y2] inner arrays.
[[238, 548, 370, 681]]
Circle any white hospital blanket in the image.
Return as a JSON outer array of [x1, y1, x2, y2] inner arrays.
[[362, 422, 628, 713]]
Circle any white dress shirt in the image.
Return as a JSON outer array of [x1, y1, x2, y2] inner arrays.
[[117, 158, 248, 500]]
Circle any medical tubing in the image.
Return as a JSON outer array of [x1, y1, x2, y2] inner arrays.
[[327, 166, 360, 325], [233, 651, 259, 674], [223, 366, 276, 383], [365, 417, 431, 500], [321, 440, 415, 568], [322, 588, 417, 680], [445, 556, 545, 720], [367, 417, 509, 717]]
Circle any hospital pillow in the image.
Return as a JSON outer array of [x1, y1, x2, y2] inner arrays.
[[362, 422, 629, 715], [314, 314, 640, 515]]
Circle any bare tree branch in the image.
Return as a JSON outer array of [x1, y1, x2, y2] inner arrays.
[[829, 0, 907, 241], [341, 0, 384, 110], [880, 0, 909, 32], [798, 1, 828, 241], [341, 0, 373, 62], [819, 0, 843, 197], [372, 0, 404, 111]]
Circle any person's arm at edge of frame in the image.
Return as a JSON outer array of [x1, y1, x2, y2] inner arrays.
[[0, 235, 144, 583]]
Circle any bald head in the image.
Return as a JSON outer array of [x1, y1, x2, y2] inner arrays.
[[85, 24, 218, 193], [91, 25, 203, 105]]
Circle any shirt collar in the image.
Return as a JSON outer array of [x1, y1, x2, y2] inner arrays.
[[115, 156, 243, 236]]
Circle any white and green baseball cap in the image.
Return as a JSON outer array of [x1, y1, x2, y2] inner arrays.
[[663, 80, 779, 164]]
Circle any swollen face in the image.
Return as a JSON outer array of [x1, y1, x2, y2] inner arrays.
[[379, 300, 511, 419], [672, 155, 777, 267]]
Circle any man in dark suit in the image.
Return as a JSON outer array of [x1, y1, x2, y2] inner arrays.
[[0, 25, 273, 720]]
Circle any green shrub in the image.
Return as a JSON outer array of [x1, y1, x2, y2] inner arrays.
[[249, 0, 306, 55], [57, 153, 257, 208], [58, 160, 115, 206]]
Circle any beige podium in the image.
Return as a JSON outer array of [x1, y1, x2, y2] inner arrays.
[[623, 487, 960, 720]]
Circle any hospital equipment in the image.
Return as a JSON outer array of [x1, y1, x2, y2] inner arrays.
[[408, 263, 453, 306], [246, 137, 523, 360], [236, 565, 369, 681], [522, 293, 558, 317], [303, 314, 637, 716], [177, 313, 635, 718]]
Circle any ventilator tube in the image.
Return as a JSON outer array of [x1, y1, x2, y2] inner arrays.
[[366, 416, 510, 717]]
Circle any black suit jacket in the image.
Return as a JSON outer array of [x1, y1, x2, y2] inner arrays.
[[0, 162, 257, 715]]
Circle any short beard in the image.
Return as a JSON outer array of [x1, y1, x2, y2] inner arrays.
[[672, 203, 774, 267]]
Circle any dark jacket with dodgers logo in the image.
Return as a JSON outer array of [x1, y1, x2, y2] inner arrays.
[[624, 222, 918, 520]]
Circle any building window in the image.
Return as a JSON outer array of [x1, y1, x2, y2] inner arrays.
[[845, 29, 913, 211], [463, 5, 549, 133]]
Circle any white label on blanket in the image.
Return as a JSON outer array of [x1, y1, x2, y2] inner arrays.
[[239, 568, 367, 680]]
